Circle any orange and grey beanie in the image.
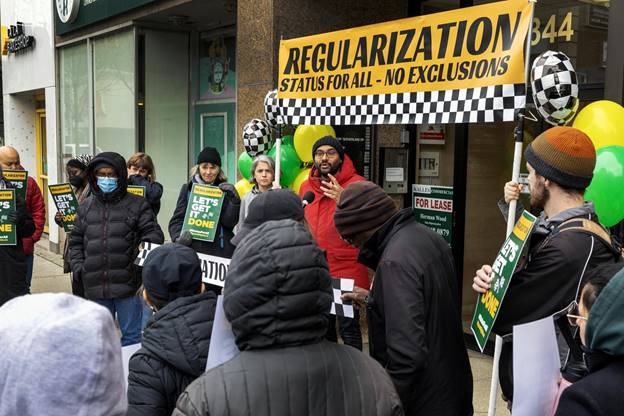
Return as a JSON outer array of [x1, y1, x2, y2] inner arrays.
[[524, 126, 596, 190]]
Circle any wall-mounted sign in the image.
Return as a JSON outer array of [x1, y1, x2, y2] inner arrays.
[[56, 0, 80, 24], [7, 23, 35, 54], [418, 151, 440, 177], [418, 124, 445, 145], [335, 125, 375, 181], [412, 184, 454, 246]]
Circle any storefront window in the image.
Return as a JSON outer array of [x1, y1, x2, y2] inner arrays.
[[59, 42, 90, 163], [93, 30, 136, 158]]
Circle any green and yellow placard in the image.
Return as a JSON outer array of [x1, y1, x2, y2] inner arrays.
[[49, 183, 80, 232], [0, 189, 17, 245], [181, 184, 225, 242], [3, 170, 28, 201], [127, 185, 146, 198]]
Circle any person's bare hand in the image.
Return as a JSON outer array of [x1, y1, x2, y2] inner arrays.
[[321, 174, 343, 202], [341, 286, 369, 309], [504, 181, 523, 204], [473, 265, 493, 294]]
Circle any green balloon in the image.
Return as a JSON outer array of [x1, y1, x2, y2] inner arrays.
[[268, 143, 301, 187], [238, 152, 253, 181], [585, 145, 624, 227], [281, 135, 294, 147]]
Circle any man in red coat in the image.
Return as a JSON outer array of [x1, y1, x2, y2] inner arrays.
[[299, 135, 367, 350], [0, 146, 46, 292]]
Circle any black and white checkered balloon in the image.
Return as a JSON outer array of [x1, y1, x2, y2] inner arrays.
[[264, 90, 284, 128], [531, 51, 579, 126], [243, 118, 273, 157]]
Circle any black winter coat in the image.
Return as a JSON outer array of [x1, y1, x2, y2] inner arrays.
[[0, 178, 35, 306], [168, 177, 240, 259], [173, 219, 403, 416], [493, 208, 619, 400], [127, 291, 217, 416], [128, 174, 163, 216], [69, 152, 164, 299], [358, 209, 474, 416]]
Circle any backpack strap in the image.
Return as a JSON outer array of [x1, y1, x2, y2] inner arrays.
[[556, 218, 621, 258]]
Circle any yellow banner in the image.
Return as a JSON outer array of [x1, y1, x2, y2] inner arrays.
[[194, 185, 223, 198], [0, 190, 13, 200], [278, 0, 532, 99], [49, 184, 72, 195], [3, 170, 27, 181], [127, 186, 146, 198]]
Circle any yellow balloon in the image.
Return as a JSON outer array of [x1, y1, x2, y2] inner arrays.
[[290, 168, 311, 195], [234, 179, 253, 198], [572, 100, 624, 150], [293, 125, 336, 163]]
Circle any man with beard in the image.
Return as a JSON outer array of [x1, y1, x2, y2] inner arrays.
[[299, 135, 367, 350], [472, 126, 622, 403]]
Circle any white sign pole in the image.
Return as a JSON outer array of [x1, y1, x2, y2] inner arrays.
[[488, 1, 537, 415], [274, 137, 282, 185]]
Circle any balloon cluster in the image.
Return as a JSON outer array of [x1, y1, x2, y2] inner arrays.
[[573, 101, 624, 227], [236, 90, 335, 197]]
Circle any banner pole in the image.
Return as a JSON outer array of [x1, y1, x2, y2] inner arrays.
[[487, 1, 536, 415], [275, 125, 282, 185]]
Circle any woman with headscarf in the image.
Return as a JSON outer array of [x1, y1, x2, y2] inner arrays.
[[54, 154, 93, 297]]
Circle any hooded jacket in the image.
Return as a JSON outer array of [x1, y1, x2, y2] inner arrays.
[[22, 175, 46, 256], [68, 152, 164, 299], [0, 293, 127, 416], [0, 176, 35, 306], [128, 174, 163, 216], [299, 154, 369, 289], [127, 291, 217, 416], [173, 219, 404, 416], [493, 203, 620, 399], [169, 176, 240, 259], [358, 208, 473, 416], [555, 269, 624, 416]]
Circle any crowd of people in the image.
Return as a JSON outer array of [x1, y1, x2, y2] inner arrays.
[[0, 125, 623, 415]]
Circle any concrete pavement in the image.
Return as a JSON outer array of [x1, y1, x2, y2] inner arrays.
[[30, 240, 508, 415]]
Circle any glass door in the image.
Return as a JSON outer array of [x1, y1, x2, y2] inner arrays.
[[35, 109, 49, 233]]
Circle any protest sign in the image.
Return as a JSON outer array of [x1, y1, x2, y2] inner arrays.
[[121, 343, 142, 390], [205, 296, 240, 372], [135, 242, 230, 287], [276, 0, 533, 125], [181, 184, 224, 242], [3, 170, 28, 201], [48, 183, 80, 232], [471, 210, 537, 352], [127, 185, 146, 197], [0, 189, 17, 246], [412, 184, 453, 245]]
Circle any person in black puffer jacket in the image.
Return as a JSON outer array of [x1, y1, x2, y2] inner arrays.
[[173, 219, 404, 416], [168, 147, 240, 260], [69, 152, 164, 346], [127, 243, 217, 416]]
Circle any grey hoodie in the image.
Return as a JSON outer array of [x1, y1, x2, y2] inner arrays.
[[0, 293, 127, 416]]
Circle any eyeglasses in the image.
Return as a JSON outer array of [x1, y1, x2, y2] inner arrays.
[[566, 301, 588, 327], [314, 149, 339, 158]]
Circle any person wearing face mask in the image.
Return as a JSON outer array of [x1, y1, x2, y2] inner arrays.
[[69, 152, 164, 346], [169, 147, 240, 261], [555, 263, 624, 416], [54, 154, 93, 297], [236, 155, 277, 230]]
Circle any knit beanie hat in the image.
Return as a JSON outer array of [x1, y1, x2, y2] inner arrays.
[[524, 126, 596, 190], [67, 154, 93, 171], [197, 146, 222, 166], [334, 181, 397, 238], [0, 293, 127, 416], [312, 136, 345, 160]]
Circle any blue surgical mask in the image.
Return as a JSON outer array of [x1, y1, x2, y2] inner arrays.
[[97, 176, 118, 193]]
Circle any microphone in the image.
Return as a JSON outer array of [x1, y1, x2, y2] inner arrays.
[[302, 191, 315, 208]]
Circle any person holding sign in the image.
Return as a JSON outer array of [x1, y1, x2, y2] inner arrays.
[[127, 152, 164, 216], [334, 181, 473, 416], [127, 243, 216, 416], [173, 219, 403, 416], [0, 146, 46, 293], [169, 147, 240, 259], [69, 152, 164, 346], [0, 167, 35, 306], [472, 127, 621, 404]]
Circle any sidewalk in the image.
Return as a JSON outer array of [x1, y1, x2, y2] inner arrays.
[[31, 238, 508, 415]]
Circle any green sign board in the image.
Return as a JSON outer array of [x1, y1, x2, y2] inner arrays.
[[412, 184, 453, 245], [49, 183, 80, 232], [181, 184, 225, 243], [55, 0, 159, 35], [3, 170, 28, 202], [0, 189, 17, 246], [471, 210, 538, 352]]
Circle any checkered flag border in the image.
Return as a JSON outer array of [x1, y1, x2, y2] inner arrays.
[[242, 118, 273, 157], [531, 51, 578, 126], [277, 83, 525, 126], [135, 242, 157, 267], [330, 278, 355, 318]]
